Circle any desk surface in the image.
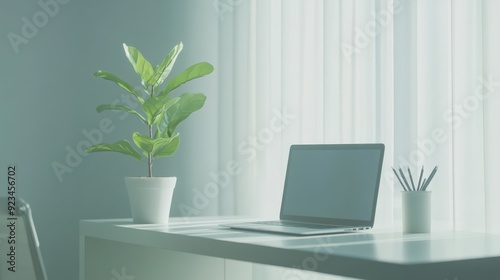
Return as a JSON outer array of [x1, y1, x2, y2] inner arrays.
[[80, 217, 500, 280]]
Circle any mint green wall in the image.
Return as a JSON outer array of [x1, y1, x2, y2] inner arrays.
[[0, 1, 218, 279]]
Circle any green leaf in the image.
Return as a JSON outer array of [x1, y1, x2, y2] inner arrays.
[[153, 134, 180, 158], [157, 110, 169, 137], [132, 132, 154, 154], [166, 93, 206, 136], [132, 133, 180, 158], [123, 44, 154, 86], [158, 62, 214, 99], [85, 140, 142, 160], [96, 104, 147, 124], [147, 42, 183, 88], [93, 70, 144, 103], [142, 98, 164, 125], [142, 97, 179, 125]]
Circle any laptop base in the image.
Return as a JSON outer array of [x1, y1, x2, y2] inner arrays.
[[221, 221, 370, 236]]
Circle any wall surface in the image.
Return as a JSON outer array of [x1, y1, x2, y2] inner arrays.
[[0, 1, 219, 279]]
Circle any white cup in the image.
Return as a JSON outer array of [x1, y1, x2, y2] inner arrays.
[[402, 191, 431, 233]]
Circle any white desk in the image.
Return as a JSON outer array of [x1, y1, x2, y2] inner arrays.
[[80, 217, 500, 280]]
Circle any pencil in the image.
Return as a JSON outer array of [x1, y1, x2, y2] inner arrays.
[[407, 167, 416, 191], [392, 167, 408, 191], [399, 168, 412, 191], [417, 166, 424, 191], [422, 166, 438, 191]]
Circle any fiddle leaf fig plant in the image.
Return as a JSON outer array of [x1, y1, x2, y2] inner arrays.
[[86, 42, 214, 177]]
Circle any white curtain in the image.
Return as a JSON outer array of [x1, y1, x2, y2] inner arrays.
[[216, 0, 500, 278], [217, 0, 500, 231], [217, 0, 395, 224], [393, 0, 500, 233]]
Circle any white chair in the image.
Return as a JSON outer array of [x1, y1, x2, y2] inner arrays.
[[0, 197, 48, 280]]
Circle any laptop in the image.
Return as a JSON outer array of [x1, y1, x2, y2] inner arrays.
[[222, 143, 385, 235]]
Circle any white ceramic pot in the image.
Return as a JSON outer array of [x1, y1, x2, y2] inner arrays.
[[125, 177, 177, 224]]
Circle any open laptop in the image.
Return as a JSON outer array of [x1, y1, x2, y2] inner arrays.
[[222, 143, 385, 235]]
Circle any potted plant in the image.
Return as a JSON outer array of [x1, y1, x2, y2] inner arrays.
[[86, 42, 214, 224]]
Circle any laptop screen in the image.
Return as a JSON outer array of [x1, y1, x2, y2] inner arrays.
[[280, 144, 385, 226]]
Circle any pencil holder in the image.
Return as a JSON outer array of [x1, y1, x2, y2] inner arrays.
[[402, 191, 431, 233]]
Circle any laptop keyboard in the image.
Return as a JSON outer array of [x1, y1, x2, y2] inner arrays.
[[253, 220, 344, 229]]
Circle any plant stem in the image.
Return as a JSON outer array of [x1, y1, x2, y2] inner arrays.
[[148, 124, 153, 177], [148, 85, 155, 177]]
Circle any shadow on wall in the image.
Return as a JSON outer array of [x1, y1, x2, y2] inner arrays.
[[0, 0, 219, 279]]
